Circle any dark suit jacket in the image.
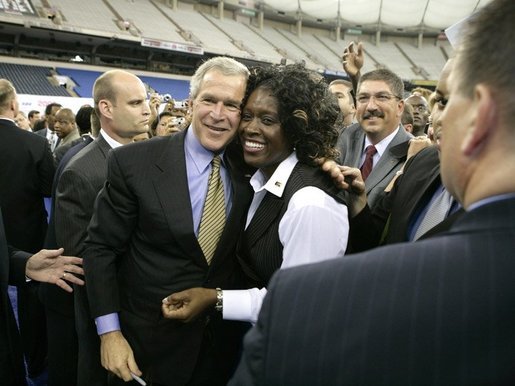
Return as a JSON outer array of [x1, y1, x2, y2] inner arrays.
[[338, 123, 412, 211], [231, 197, 515, 386], [0, 119, 54, 252], [40, 135, 95, 317], [350, 145, 442, 251], [54, 134, 112, 386], [0, 208, 30, 386], [83, 130, 253, 385]]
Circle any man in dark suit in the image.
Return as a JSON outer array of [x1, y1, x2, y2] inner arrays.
[[34, 102, 62, 152], [83, 57, 252, 386], [1, 207, 84, 386], [230, 0, 515, 384], [39, 108, 96, 386], [337, 68, 413, 211], [54, 70, 150, 386], [0, 79, 55, 380], [346, 59, 459, 251]]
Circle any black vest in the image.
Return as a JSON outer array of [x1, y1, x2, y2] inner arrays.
[[237, 162, 347, 287]]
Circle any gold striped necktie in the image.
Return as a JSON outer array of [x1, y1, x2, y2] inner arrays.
[[197, 155, 226, 264]]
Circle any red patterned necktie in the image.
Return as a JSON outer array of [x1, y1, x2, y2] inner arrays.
[[360, 145, 377, 180]]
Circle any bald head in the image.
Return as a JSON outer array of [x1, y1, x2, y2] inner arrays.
[[93, 69, 150, 144], [54, 108, 77, 138], [0, 79, 18, 118]]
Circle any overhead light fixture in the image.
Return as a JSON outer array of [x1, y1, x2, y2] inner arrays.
[[70, 55, 84, 62]]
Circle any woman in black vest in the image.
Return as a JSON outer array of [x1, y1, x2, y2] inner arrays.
[[162, 64, 349, 323]]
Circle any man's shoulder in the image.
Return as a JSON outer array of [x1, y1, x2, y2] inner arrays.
[[112, 134, 181, 164], [0, 121, 47, 147], [64, 138, 107, 173]]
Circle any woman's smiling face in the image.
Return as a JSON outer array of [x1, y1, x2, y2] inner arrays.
[[239, 87, 292, 178]]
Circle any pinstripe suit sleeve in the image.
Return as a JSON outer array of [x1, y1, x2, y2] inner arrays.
[[82, 149, 140, 318], [55, 164, 100, 256]]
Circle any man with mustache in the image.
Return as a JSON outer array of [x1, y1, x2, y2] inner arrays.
[[338, 60, 461, 252], [337, 68, 412, 212]]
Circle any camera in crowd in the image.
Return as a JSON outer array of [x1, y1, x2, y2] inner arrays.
[[159, 93, 173, 103], [157, 94, 188, 110]]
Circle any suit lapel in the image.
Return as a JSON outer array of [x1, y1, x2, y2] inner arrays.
[[151, 133, 206, 266], [366, 129, 411, 193], [350, 128, 365, 168], [210, 153, 253, 264]]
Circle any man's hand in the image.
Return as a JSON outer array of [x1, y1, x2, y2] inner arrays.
[[407, 136, 432, 160], [320, 159, 367, 217], [25, 248, 84, 292], [342, 41, 364, 78], [100, 331, 141, 382], [148, 93, 161, 124], [162, 287, 217, 323]]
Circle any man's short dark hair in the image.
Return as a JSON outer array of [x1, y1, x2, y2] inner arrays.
[[45, 102, 62, 116], [28, 110, 40, 119]]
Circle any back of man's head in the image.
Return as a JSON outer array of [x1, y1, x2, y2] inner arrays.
[[0, 79, 16, 116], [455, 0, 514, 124], [45, 102, 62, 116], [93, 70, 120, 119], [75, 105, 93, 135]]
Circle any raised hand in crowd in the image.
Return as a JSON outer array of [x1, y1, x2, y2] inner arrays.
[[342, 41, 364, 92]]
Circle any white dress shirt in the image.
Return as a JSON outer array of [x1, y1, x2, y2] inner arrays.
[[223, 152, 349, 323]]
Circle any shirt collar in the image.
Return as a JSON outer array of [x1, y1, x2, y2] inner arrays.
[[364, 126, 400, 158], [467, 193, 515, 211], [100, 128, 124, 149], [249, 152, 297, 198], [185, 126, 225, 174], [0, 117, 15, 124]]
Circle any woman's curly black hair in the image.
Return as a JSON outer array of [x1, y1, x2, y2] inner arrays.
[[242, 64, 340, 165]]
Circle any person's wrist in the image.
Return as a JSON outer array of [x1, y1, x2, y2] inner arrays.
[[214, 288, 223, 312]]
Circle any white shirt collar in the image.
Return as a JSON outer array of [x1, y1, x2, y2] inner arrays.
[[249, 152, 297, 198], [100, 128, 124, 149], [363, 126, 400, 158]]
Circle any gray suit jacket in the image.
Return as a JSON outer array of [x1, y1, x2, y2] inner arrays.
[[338, 123, 412, 210], [55, 135, 112, 256], [231, 197, 515, 386], [54, 134, 112, 386]]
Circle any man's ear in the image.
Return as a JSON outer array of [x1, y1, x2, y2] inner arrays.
[[461, 84, 497, 157], [397, 99, 405, 119], [98, 100, 112, 118]]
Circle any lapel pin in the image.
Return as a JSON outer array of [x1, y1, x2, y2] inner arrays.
[[275, 181, 282, 187]]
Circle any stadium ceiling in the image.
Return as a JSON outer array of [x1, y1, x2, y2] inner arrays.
[[255, 0, 493, 34]]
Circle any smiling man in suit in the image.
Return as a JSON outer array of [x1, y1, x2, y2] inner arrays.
[[337, 68, 412, 210], [83, 57, 253, 386], [230, 0, 515, 384]]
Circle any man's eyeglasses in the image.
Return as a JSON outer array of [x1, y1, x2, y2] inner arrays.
[[356, 92, 401, 105]]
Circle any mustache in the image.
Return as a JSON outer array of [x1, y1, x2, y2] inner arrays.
[[362, 110, 385, 119]]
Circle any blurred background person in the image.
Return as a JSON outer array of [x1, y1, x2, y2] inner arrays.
[[404, 94, 429, 136], [14, 111, 32, 131], [28, 110, 41, 130], [328, 79, 356, 132]]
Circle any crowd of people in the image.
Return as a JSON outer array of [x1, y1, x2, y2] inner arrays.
[[1, 0, 514, 385]]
